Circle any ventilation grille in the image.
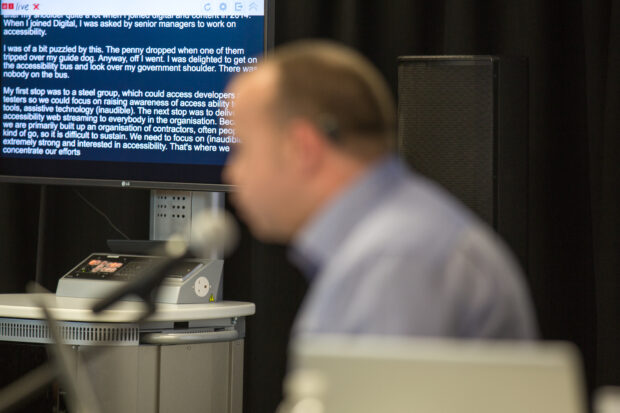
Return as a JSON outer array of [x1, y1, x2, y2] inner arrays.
[[150, 189, 193, 240], [0, 318, 140, 346]]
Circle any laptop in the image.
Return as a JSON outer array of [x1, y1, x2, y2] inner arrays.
[[282, 335, 587, 413]]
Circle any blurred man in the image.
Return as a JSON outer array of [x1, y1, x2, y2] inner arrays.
[[223, 40, 537, 339]]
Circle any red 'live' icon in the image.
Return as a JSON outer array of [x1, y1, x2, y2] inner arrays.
[[2, 3, 16, 9], [33, 3, 39, 9]]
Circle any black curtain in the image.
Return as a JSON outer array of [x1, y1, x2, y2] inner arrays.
[[0, 1, 618, 412]]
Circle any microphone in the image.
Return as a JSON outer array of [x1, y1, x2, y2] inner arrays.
[[92, 210, 239, 319], [188, 209, 239, 258]]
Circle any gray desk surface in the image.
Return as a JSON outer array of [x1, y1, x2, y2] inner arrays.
[[0, 293, 255, 323]]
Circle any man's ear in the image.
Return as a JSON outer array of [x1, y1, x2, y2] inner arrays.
[[285, 118, 330, 174]]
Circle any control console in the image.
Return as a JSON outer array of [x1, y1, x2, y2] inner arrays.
[[56, 253, 223, 304]]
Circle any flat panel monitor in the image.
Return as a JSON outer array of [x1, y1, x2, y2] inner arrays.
[[0, 0, 273, 190]]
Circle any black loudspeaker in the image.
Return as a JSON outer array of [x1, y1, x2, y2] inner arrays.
[[397, 56, 528, 267]]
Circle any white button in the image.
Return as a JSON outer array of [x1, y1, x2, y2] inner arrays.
[[194, 276, 210, 297]]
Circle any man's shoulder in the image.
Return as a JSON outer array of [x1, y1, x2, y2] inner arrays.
[[349, 170, 476, 254], [337, 170, 526, 287], [297, 167, 537, 338]]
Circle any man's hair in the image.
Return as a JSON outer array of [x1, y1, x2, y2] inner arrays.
[[266, 40, 396, 159]]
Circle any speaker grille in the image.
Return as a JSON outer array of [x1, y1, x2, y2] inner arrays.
[[398, 58, 495, 224]]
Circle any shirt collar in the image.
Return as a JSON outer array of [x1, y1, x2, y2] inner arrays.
[[289, 155, 407, 279]]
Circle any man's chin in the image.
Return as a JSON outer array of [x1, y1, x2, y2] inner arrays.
[[243, 219, 291, 245], [251, 226, 289, 245], [230, 203, 291, 244]]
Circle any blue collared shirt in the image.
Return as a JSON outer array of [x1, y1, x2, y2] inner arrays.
[[290, 155, 537, 339]]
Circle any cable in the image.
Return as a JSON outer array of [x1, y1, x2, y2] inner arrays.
[[73, 189, 131, 240], [34, 185, 47, 285]]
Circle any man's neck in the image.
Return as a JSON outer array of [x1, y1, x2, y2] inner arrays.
[[290, 152, 380, 240]]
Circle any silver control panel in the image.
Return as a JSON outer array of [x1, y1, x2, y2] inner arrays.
[[56, 253, 224, 304]]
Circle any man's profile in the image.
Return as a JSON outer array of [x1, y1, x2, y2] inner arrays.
[[223, 40, 537, 339]]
